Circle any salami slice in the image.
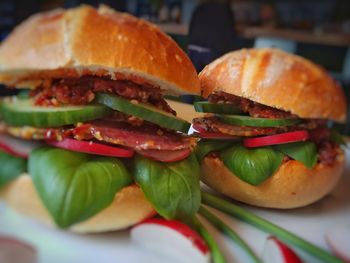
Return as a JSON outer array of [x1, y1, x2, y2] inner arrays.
[[89, 120, 196, 151]]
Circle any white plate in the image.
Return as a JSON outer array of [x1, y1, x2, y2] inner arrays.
[[0, 150, 349, 263]]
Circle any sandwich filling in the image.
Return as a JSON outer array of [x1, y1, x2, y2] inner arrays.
[[0, 76, 201, 228], [194, 91, 344, 185], [2, 77, 196, 155]]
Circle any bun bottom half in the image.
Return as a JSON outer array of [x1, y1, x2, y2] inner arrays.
[[0, 174, 155, 233], [201, 152, 345, 209]]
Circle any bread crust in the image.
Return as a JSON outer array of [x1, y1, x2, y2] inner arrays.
[[201, 151, 345, 208], [0, 174, 155, 233], [0, 5, 199, 96], [199, 48, 347, 122]]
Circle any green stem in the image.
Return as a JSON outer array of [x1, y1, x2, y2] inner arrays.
[[199, 206, 262, 263], [201, 191, 343, 263], [191, 216, 227, 263]]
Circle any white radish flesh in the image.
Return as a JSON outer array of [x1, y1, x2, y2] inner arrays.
[[131, 218, 210, 263], [326, 226, 350, 262], [263, 236, 303, 263]]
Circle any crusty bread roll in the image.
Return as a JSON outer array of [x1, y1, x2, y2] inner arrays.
[[201, 152, 345, 208], [0, 5, 200, 96], [198, 48, 347, 208], [0, 175, 155, 233], [199, 48, 347, 122]]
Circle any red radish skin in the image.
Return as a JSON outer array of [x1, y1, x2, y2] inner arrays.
[[0, 133, 41, 158], [45, 138, 134, 158], [263, 236, 303, 263], [326, 226, 350, 262], [244, 131, 309, 148], [131, 218, 210, 263], [136, 149, 191, 162], [0, 236, 37, 263]]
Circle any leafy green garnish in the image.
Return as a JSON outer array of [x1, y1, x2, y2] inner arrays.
[[0, 150, 27, 188], [194, 140, 234, 161], [275, 141, 317, 169], [17, 90, 30, 100], [29, 147, 132, 228], [202, 191, 343, 263], [221, 144, 284, 185], [134, 154, 201, 220], [330, 129, 347, 147]]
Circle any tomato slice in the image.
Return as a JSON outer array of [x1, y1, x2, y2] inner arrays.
[[0, 133, 41, 158], [136, 148, 191, 162], [45, 138, 134, 158], [243, 130, 309, 148]]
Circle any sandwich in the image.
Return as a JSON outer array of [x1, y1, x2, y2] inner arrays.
[[0, 5, 201, 232], [193, 48, 347, 209]]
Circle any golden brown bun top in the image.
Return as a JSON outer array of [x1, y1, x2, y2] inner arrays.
[[0, 5, 200, 95], [199, 48, 347, 122]]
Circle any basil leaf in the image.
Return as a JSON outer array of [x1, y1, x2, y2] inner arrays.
[[0, 150, 27, 188], [221, 144, 284, 185], [275, 141, 317, 169], [330, 129, 347, 147], [194, 140, 235, 161], [29, 147, 132, 228], [134, 154, 200, 220]]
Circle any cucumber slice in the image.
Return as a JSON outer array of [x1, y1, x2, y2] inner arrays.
[[1, 98, 112, 127], [96, 93, 191, 133], [194, 102, 242, 114], [218, 115, 300, 127]]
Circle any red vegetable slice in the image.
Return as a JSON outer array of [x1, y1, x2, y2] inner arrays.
[[136, 148, 191, 162], [0, 235, 37, 263], [45, 138, 134, 158], [243, 130, 309, 148], [192, 123, 207, 133], [0, 133, 41, 158]]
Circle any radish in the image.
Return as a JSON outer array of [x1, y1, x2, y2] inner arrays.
[[131, 218, 210, 263], [0, 235, 37, 263], [136, 148, 191, 162], [0, 133, 41, 158], [325, 226, 350, 262], [262, 236, 303, 263]]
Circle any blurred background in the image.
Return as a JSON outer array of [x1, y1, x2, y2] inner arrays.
[[0, 0, 350, 131]]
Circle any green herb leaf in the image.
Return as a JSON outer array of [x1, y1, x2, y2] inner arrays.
[[221, 144, 284, 185], [29, 147, 132, 228], [202, 191, 343, 263], [275, 141, 317, 169], [0, 150, 27, 188], [330, 129, 347, 147], [194, 140, 234, 161], [134, 154, 201, 220]]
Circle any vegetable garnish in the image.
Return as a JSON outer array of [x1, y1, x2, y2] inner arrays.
[[221, 144, 284, 185], [243, 131, 309, 148], [45, 138, 134, 158], [199, 206, 261, 263], [191, 216, 227, 263], [218, 115, 300, 128], [0, 150, 27, 188], [29, 147, 132, 228], [201, 191, 343, 263], [134, 154, 201, 220]]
